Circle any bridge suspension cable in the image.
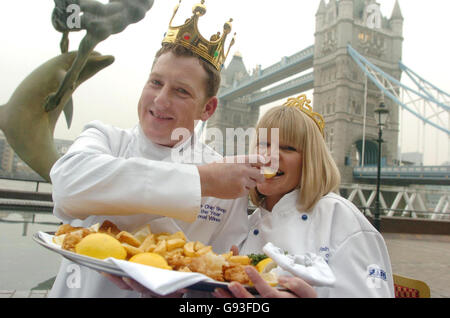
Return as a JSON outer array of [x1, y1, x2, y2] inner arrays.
[[347, 44, 450, 135], [347, 44, 450, 165]]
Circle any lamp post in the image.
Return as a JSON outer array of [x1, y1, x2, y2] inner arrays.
[[374, 99, 389, 232]]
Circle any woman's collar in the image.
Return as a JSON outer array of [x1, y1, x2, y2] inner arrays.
[[261, 189, 300, 214]]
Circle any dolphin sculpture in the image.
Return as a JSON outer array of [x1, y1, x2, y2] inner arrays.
[[0, 52, 114, 182]]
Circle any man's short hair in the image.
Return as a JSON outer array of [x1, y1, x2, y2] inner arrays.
[[153, 43, 221, 98]]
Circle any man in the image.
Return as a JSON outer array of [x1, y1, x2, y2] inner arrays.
[[48, 4, 265, 296]]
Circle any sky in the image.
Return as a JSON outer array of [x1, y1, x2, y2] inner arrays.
[[1, 0, 449, 165]]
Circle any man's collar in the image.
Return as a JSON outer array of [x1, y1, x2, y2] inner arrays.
[[136, 123, 200, 160]]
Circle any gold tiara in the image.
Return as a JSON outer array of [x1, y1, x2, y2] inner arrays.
[[283, 95, 325, 136], [162, 0, 236, 71]]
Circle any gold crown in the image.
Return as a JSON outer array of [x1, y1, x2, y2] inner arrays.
[[162, 0, 236, 71], [283, 95, 325, 136]]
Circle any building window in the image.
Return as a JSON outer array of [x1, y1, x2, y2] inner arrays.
[[233, 113, 241, 125], [358, 32, 369, 43], [327, 127, 334, 153]]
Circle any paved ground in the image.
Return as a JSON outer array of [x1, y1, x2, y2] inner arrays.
[[383, 233, 450, 298], [1, 233, 448, 298], [0, 290, 49, 298]]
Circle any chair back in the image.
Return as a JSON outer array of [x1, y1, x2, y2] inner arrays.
[[393, 274, 430, 298]]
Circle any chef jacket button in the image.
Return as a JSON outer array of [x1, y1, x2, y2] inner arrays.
[[253, 229, 259, 236], [302, 214, 308, 221]]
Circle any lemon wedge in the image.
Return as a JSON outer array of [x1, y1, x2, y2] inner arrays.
[[254, 258, 279, 286], [75, 233, 127, 260], [129, 253, 172, 270], [263, 167, 277, 179], [260, 272, 279, 287], [256, 258, 277, 273]]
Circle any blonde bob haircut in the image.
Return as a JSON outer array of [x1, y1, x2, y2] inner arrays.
[[249, 105, 341, 212]]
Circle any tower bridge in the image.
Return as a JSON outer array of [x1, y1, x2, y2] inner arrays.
[[205, 0, 450, 221], [219, 45, 315, 102], [207, 0, 449, 186]]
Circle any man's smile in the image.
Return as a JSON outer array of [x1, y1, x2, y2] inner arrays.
[[149, 109, 174, 120]]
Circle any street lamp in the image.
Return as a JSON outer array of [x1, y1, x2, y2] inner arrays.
[[374, 99, 390, 231]]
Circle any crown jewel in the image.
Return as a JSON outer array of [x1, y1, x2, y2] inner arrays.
[[162, 0, 236, 71], [283, 95, 325, 136]]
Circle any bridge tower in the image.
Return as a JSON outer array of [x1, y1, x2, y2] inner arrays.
[[207, 52, 259, 156], [313, 0, 403, 183]]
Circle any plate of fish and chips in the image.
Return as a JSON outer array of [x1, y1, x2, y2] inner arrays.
[[33, 220, 282, 295]]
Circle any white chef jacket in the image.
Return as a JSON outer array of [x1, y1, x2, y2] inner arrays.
[[48, 121, 248, 298], [240, 190, 395, 298]]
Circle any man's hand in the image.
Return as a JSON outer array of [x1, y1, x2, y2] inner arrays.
[[197, 155, 267, 199]]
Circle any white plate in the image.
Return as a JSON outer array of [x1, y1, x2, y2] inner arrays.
[[33, 231, 265, 294]]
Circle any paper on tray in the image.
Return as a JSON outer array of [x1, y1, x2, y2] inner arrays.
[[37, 231, 214, 296], [263, 242, 336, 287], [107, 259, 214, 296]]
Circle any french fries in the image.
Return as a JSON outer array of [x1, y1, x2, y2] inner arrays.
[[53, 221, 263, 285]]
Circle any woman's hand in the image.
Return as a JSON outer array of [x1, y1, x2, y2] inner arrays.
[[212, 266, 317, 298]]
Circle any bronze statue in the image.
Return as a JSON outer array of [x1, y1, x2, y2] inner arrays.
[[0, 0, 154, 182], [45, 0, 154, 112]]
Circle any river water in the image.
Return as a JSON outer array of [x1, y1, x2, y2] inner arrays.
[[0, 180, 62, 291]]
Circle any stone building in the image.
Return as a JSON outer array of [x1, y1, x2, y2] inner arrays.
[[207, 52, 260, 156], [313, 0, 403, 183]]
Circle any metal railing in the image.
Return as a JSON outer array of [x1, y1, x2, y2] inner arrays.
[[0, 176, 53, 212], [0, 175, 49, 192], [354, 166, 450, 181], [340, 183, 449, 220]]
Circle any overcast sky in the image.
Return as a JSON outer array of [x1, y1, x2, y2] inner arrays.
[[1, 0, 449, 165]]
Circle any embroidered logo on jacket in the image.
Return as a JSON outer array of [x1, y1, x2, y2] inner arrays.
[[366, 264, 387, 289], [319, 246, 331, 263]]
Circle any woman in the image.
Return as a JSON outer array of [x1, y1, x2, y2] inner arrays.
[[213, 95, 395, 298]]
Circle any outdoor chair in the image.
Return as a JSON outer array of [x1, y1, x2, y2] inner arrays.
[[393, 274, 430, 298]]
